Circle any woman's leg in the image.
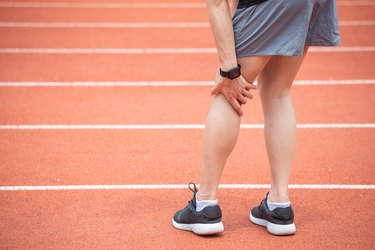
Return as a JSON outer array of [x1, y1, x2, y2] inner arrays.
[[197, 56, 271, 201], [256, 48, 309, 203]]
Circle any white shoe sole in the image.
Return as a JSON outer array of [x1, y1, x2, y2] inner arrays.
[[172, 219, 224, 235], [250, 213, 296, 236]]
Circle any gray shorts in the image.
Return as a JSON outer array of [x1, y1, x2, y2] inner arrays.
[[233, 0, 341, 57]]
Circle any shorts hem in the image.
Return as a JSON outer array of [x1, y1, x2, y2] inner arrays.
[[236, 42, 341, 58], [305, 41, 341, 47], [236, 52, 304, 58]]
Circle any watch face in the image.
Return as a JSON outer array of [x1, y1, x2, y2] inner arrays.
[[228, 67, 241, 79]]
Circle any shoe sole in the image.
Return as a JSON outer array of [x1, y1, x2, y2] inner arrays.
[[172, 219, 224, 235], [249, 213, 296, 236]]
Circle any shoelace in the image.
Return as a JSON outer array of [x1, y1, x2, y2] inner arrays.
[[188, 182, 198, 194], [186, 182, 198, 207]]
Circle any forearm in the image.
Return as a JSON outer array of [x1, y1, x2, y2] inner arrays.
[[206, 0, 237, 71]]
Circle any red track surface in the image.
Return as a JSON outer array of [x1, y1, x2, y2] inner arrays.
[[0, 0, 374, 249], [2, 26, 375, 48], [2, 52, 375, 81], [1, 129, 374, 185], [1, 85, 375, 124], [0, 5, 373, 22], [1, 190, 373, 249]]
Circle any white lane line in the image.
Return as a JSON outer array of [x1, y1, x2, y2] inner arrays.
[[0, 184, 374, 191], [293, 80, 375, 85], [0, 47, 374, 54], [1, 80, 374, 87], [340, 20, 375, 26], [309, 47, 375, 52], [0, 1, 373, 8], [0, 81, 212, 87], [0, 2, 206, 8], [0, 21, 373, 28], [0, 22, 210, 28], [0, 124, 374, 130], [0, 48, 218, 54], [338, 0, 375, 5]]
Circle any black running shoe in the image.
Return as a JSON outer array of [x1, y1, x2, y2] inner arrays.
[[250, 193, 296, 235], [172, 183, 224, 235]]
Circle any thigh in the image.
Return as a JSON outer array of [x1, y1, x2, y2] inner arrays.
[[258, 47, 309, 95], [237, 56, 272, 84]]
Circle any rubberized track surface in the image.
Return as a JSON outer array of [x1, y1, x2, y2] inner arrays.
[[0, 1, 374, 249]]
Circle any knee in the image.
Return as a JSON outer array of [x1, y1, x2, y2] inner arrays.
[[258, 81, 292, 100]]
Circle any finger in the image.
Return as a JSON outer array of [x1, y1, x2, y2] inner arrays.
[[211, 73, 223, 95], [248, 83, 257, 90], [211, 80, 222, 95], [236, 98, 246, 105], [238, 76, 257, 90], [230, 98, 243, 116], [237, 94, 247, 104], [242, 89, 254, 99], [211, 84, 219, 95], [244, 82, 257, 90]]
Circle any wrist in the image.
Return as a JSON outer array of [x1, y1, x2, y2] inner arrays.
[[220, 62, 238, 71], [220, 64, 241, 80]]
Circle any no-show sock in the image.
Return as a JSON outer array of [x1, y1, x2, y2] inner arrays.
[[195, 196, 218, 212], [267, 195, 291, 211]]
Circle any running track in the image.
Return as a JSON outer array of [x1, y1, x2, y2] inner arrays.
[[0, 0, 374, 249]]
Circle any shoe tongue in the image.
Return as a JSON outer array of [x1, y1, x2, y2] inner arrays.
[[191, 192, 197, 209]]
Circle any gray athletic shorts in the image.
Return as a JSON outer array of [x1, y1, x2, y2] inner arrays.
[[233, 0, 341, 57]]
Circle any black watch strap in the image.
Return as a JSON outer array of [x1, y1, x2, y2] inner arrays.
[[220, 64, 241, 80]]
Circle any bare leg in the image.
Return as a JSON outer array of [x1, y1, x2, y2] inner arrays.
[[197, 56, 271, 200], [257, 47, 309, 203]]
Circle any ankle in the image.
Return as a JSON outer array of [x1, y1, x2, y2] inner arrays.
[[197, 190, 217, 201], [268, 190, 290, 203]]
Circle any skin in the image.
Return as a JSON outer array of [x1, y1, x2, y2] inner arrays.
[[197, 0, 308, 203], [206, 0, 255, 116]]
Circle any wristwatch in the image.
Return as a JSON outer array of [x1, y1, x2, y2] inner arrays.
[[220, 64, 241, 80]]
